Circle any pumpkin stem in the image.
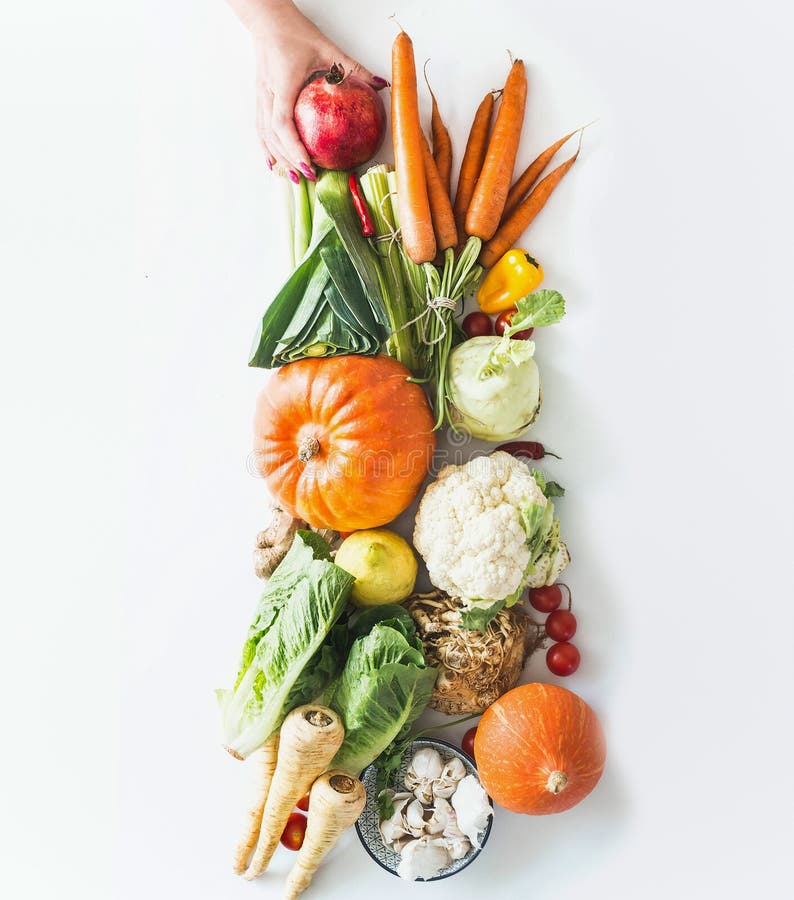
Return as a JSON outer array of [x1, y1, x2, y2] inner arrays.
[[546, 771, 568, 794], [297, 435, 321, 463]]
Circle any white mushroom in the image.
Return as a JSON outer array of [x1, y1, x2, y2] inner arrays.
[[441, 834, 471, 860], [378, 792, 414, 846], [424, 798, 465, 838], [404, 799, 426, 837], [451, 775, 493, 849], [396, 836, 452, 881], [405, 747, 444, 804], [432, 757, 467, 798]]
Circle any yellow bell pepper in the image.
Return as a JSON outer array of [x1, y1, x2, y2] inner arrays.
[[477, 249, 544, 314]]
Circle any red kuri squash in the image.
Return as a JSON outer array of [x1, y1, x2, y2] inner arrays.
[[474, 683, 606, 814], [253, 355, 436, 531]]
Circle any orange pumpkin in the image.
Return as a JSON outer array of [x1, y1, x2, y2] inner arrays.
[[474, 683, 606, 815], [253, 355, 436, 531]]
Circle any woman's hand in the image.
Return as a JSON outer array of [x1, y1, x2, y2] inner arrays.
[[229, 0, 387, 181]]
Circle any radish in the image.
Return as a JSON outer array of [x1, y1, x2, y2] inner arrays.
[[294, 64, 386, 170]]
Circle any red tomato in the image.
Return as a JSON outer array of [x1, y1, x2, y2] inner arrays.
[[545, 609, 577, 642], [463, 312, 493, 338], [280, 811, 307, 851], [546, 642, 580, 677], [296, 793, 310, 812], [495, 309, 534, 340], [461, 726, 477, 759], [529, 584, 563, 613]]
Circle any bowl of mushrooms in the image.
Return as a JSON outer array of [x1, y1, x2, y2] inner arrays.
[[355, 738, 493, 881]]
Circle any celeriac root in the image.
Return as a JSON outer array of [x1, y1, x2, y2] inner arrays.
[[244, 706, 345, 880], [284, 771, 366, 900], [232, 733, 279, 873]]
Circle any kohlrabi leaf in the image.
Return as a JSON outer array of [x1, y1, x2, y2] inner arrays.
[[477, 336, 536, 379], [508, 290, 566, 334]]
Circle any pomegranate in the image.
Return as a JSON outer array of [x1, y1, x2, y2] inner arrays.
[[294, 64, 386, 170]]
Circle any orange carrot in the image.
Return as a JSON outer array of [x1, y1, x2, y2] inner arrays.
[[502, 129, 578, 220], [421, 134, 458, 251], [466, 59, 527, 241], [391, 31, 436, 264], [424, 61, 452, 195], [480, 145, 580, 268], [453, 90, 496, 243]]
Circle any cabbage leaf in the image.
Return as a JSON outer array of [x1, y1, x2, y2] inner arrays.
[[325, 620, 437, 775]]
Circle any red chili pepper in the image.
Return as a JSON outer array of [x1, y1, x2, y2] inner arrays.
[[348, 173, 376, 237], [496, 441, 561, 460]]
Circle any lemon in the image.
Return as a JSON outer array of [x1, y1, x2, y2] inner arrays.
[[335, 528, 418, 607]]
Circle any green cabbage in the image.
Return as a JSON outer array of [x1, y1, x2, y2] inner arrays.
[[325, 611, 437, 775], [217, 532, 355, 759]]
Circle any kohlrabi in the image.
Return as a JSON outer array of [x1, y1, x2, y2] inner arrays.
[[447, 290, 565, 441]]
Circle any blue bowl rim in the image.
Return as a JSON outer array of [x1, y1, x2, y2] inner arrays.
[[354, 736, 494, 882]]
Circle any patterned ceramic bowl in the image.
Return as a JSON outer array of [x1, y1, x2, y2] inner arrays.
[[355, 737, 493, 881]]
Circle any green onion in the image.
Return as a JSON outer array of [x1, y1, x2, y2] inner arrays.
[[292, 176, 313, 264]]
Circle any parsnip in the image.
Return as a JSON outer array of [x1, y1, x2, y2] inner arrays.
[[232, 733, 279, 873], [244, 705, 344, 880], [284, 771, 366, 900]]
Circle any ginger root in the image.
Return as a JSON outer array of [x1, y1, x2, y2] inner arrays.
[[253, 507, 341, 580]]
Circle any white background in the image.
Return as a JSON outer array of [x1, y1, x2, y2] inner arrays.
[[2, 0, 793, 897]]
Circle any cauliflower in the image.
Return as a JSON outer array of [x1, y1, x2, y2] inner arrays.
[[413, 452, 568, 627]]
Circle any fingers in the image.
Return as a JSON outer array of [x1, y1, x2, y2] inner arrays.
[[271, 89, 316, 182], [256, 89, 299, 182], [334, 53, 389, 91]]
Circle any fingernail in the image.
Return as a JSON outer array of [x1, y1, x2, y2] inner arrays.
[[299, 163, 317, 182], [372, 76, 389, 89], [288, 169, 300, 184], [266, 158, 274, 171]]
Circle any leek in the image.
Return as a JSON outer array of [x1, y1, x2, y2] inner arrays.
[[359, 165, 421, 373]]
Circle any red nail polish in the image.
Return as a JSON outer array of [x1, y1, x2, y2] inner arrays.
[[288, 170, 300, 184], [266, 158, 274, 171], [299, 163, 317, 182], [372, 76, 389, 89]]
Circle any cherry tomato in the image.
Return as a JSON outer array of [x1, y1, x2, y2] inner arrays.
[[529, 584, 563, 613], [546, 642, 580, 677], [463, 311, 493, 338], [461, 726, 477, 759], [545, 609, 577, 642], [495, 309, 534, 340], [280, 811, 308, 851], [296, 793, 310, 812]]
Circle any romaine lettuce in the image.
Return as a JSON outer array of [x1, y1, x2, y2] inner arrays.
[[217, 531, 354, 759], [325, 618, 437, 775]]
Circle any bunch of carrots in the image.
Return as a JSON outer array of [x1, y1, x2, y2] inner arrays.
[[233, 705, 366, 899], [389, 26, 583, 427], [391, 27, 583, 270]]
